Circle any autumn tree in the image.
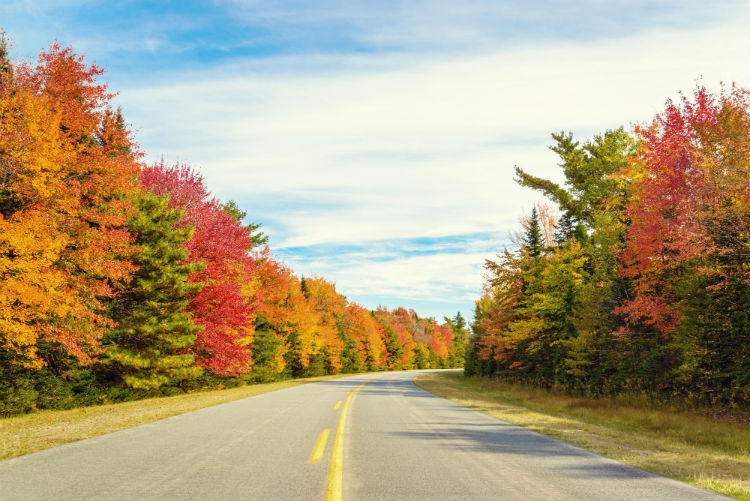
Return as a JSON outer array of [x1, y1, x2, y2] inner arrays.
[[140, 162, 255, 376], [342, 304, 387, 371], [303, 276, 346, 374], [1, 41, 141, 368], [616, 86, 750, 400], [377, 307, 417, 367]]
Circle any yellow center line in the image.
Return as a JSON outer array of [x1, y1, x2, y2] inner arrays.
[[333, 400, 342, 411], [327, 376, 384, 501], [308, 428, 331, 464]]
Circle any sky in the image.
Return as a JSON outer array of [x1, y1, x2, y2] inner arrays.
[[2, 1, 749, 323]]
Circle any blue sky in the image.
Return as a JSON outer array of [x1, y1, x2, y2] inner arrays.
[[2, 1, 749, 323]]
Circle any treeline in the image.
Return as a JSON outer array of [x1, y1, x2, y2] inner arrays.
[[0, 40, 465, 415], [467, 86, 750, 406]]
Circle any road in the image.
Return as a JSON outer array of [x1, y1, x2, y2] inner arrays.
[[0, 370, 731, 501]]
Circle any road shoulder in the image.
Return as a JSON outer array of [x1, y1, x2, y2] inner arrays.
[[414, 372, 748, 501]]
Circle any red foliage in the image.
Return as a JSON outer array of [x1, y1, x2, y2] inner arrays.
[[141, 161, 256, 375], [430, 322, 453, 360], [616, 86, 750, 336]]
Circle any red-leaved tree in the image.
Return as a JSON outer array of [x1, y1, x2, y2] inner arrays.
[[140, 161, 256, 375]]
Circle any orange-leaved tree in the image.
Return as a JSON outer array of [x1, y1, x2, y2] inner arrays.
[[1, 40, 140, 367]]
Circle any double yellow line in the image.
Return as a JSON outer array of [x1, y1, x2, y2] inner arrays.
[[318, 376, 381, 501]]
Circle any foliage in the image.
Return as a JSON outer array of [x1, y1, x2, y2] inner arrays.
[[1, 40, 140, 369], [140, 161, 256, 376], [472, 85, 750, 406], [0, 37, 460, 416], [100, 192, 204, 390]]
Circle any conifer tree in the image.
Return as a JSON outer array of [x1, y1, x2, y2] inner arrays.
[[102, 192, 204, 390], [524, 207, 543, 257], [554, 212, 575, 246], [445, 312, 467, 366], [222, 199, 268, 246], [381, 321, 404, 370]]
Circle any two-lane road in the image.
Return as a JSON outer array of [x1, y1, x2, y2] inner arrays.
[[0, 370, 730, 500]]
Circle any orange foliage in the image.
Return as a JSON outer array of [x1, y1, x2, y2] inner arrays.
[[343, 303, 387, 369], [1, 43, 140, 366], [376, 307, 416, 366], [303, 276, 346, 371]]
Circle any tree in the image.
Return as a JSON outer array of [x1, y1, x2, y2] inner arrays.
[[554, 212, 576, 246], [342, 304, 387, 371], [615, 86, 750, 401], [515, 128, 636, 231], [376, 307, 416, 367], [444, 312, 467, 367], [140, 162, 256, 376], [381, 320, 404, 370], [1, 42, 141, 367], [508, 127, 637, 393], [222, 199, 269, 247], [524, 207, 543, 257], [101, 192, 203, 390], [303, 276, 346, 374]]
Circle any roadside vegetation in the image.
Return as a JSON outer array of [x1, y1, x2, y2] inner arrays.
[[415, 372, 749, 501], [468, 86, 749, 409], [0, 374, 353, 461]]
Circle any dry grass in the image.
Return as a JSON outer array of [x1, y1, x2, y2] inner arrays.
[[415, 372, 750, 501], [0, 374, 345, 461]]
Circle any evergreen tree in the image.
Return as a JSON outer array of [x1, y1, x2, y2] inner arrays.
[[381, 321, 404, 370], [554, 212, 575, 246], [101, 192, 204, 390], [248, 328, 287, 382], [0, 35, 12, 79], [524, 207, 543, 257], [222, 199, 268, 246], [444, 312, 467, 367]]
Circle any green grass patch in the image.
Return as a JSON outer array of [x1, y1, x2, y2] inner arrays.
[[414, 372, 749, 501], [0, 374, 346, 461]]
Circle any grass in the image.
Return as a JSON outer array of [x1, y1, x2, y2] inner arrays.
[[0, 374, 346, 461], [414, 371, 750, 501]]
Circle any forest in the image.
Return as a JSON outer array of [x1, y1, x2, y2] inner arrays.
[[0, 40, 466, 415], [466, 84, 750, 407]]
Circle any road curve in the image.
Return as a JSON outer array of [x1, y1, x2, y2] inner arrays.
[[0, 370, 731, 500]]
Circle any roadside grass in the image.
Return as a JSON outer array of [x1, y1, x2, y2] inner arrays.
[[0, 374, 347, 461], [414, 372, 750, 501]]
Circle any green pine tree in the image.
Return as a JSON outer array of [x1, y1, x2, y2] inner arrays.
[[381, 321, 404, 370], [554, 212, 575, 246], [0, 35, 12, 76], [222, 199, 269, 246], [101, 192, 204, 391], [525, 207, 543, 257], [444, 312, 467, 367]]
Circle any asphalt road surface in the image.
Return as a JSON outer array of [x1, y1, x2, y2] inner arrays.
[[0, 370, 731, 500]]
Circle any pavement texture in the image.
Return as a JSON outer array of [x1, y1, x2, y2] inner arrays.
[[0, 370, 733, 500]]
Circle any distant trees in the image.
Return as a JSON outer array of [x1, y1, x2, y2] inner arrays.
[[468, 86, 750, 406]]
